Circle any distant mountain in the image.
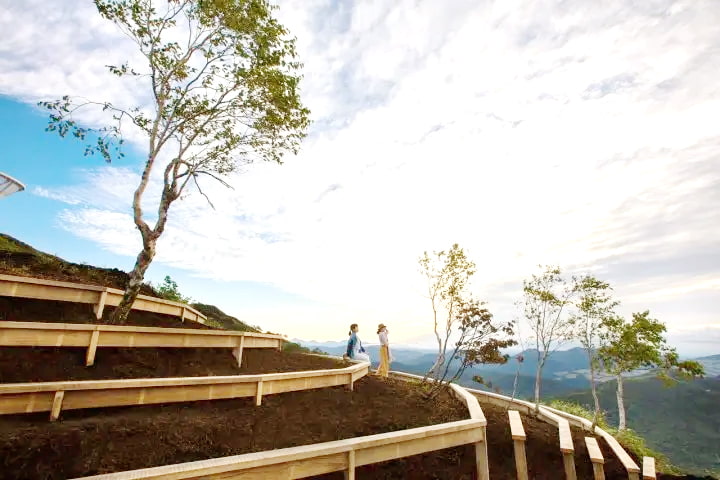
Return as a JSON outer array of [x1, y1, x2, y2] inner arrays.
[[696, 355, 720, 377], [558, 375, 720, 474]]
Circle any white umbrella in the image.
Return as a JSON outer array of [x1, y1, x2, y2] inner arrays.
[[0, 172, 25, 198]]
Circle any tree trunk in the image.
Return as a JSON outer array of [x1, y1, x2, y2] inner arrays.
[[108, 239, 156, 324], [616, 373, 627, 430], [534, 356, 543, 412], [589, 355, 601, 428]]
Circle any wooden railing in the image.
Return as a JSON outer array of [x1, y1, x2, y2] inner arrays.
[[71, 418, 486, 480], [0, 273, 207, 323], [467, 388, 649, 480], [68, 376, 488, 480], [0, 362, 369, 421], [509, 410, 529, 480], [0, 321, 283, 366], [585, 437, 605, 480]]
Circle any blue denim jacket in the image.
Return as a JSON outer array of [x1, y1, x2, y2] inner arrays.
[[346, 332, 365, 357]]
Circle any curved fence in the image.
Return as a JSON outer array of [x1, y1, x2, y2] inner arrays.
[[66, 371, 490, 480], [0, 362, 369, 421], [0, 273, 207, 323]]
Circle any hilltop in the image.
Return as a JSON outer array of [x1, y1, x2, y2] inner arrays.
[[0, 233, 715, 479]]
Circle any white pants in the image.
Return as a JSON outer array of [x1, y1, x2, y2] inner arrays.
[[354, 352, 371, 363]]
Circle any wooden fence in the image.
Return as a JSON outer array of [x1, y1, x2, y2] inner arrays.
[[68, 377, 490, 480], [466, 388, 650, 480], [71, 418, 486, 480], [0, 321, 283, 366], [0, 273, 206, 323], [0, 362, 369, 421]]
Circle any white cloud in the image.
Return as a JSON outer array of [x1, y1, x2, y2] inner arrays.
[[2, 0, 719, 346]]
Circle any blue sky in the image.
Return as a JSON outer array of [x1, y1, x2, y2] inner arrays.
[[0, 0, 719, 354], [0, 96, 315, 316]]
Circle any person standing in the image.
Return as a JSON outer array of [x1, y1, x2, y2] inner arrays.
[[345, 323, 370, 363], [376, 323, 392, 377]]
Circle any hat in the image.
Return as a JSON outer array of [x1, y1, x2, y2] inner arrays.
[[377, 323, 387, 334]]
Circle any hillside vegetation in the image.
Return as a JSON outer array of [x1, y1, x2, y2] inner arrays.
[[560, 375, 720, 475]]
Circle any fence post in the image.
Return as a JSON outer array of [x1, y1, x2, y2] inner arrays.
[[585, 437, 605, 480], [93, 289, 108, 320], [255, 380, 263, 406], [343, 450, 356, 480], [509, 410, 528, 480], [476, 425, 490, 480], [233, 336, 245, 368], [50, 391, 64, 422], [85, 328, 100, 366]]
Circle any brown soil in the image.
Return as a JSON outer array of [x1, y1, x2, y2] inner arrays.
[[0, 348, 344, 383], [0, 376, 469, 480]]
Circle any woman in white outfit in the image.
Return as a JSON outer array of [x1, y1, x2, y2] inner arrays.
[[344, 323, 371, 363], [376, 323, 392, 377]]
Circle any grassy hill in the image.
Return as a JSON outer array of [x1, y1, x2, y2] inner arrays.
[[559, 374, 720, 475]]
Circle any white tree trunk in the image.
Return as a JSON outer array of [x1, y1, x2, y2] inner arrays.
[[616, 373, 627, 430], [589, 356, 601, 427], [534, 357, 543, 411]]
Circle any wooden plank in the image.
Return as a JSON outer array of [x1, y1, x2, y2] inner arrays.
[[585, 437, 604, 464], [232, 336, 244, 367], [595, 428, 640, 474], [86, 329, 100, 366], [93, 290, 108, 319], [592, 462, 606, 480], [459, 382, 643, 480], [0, 322, 284, 352], [50, 391, 64, 421], [558, 418, 574, 453], [255, 380, 263, 406], [0, 321, 283, 340], [513, 438, 528, 480], [586, 437, 605, 480], [563, 452, 578, 480], [508, 410, 526, 441], [0, 363, 368, 416], [643, 456, 656, 480], [345, 450, 355, 480], [0, 274, 208, 322], [69, 419, 484, 480], [476, 431, 490, 480]]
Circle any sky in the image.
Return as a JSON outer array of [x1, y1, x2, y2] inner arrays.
[[0, 0, 718, 356]]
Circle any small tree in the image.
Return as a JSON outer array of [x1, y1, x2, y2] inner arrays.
[[521, 265, 576, 410], [426, 298, 516, 397], [418, 244, 476, 382], [570, 274, 618, 427], [40, 0, 310, 324], [155, 275, 191, 304], [599, 311, 705, 430]]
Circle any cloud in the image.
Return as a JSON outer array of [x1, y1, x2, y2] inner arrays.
[[2, 0, 719, 344]]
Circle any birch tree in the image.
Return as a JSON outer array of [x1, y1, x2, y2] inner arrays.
[[521, 265, 576, 410], [599, 311, 705, 430], [570, 274, 618, 428], [418, 244, 475, 382], [40, 0, 310, 323]]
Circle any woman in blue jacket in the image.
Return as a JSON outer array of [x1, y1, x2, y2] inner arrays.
[[345, 323, 371, 363]]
